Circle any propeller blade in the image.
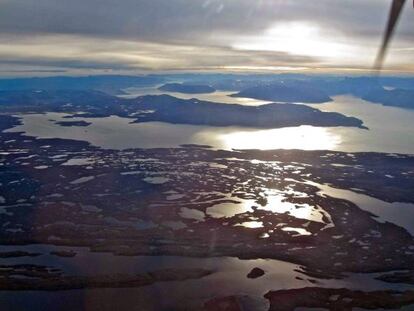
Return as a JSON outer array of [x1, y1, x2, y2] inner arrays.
[[374, 0, 406, 70]]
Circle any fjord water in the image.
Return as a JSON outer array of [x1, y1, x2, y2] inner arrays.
[[8, 92, 414, 154]]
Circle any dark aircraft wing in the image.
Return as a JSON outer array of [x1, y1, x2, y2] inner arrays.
[[374, 0, 407, 70]]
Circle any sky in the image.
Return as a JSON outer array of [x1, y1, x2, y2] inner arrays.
[[0, 0, 413, 76]]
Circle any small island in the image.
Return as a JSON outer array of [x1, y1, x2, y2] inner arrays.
[[55, 120, 91, 127], [158, 83, 215, 94]]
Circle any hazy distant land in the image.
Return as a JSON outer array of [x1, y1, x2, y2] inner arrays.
[[230, 82, 332, 103], [1, 74, 412, 109]]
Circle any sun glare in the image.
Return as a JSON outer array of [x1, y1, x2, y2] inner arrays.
[[219, 126, 342, 150], [233, 22, 355, 59]]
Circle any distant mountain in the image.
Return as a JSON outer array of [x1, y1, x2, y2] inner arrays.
[[1, 73, 413, 109], [317, 78, 414, 109], [0, 75, 164, 95], [158, 83, 215, 94], [0, 89, 122, 112], [0, 90, 365, 129], [320, 77, 384, 97], [362, 88, 414, 109], [379, 77, 414, 90], [230, 82, 332, 103]]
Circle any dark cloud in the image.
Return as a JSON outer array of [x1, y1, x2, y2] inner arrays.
[[0, 0, 409, 42], [0, 0, 412, 73], [0, 37, 320, 71]]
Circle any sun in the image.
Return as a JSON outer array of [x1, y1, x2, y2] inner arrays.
[[233, 22, 355, 59]]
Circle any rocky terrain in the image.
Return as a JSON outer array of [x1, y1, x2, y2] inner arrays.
[[1, 114, 414, 299], [0, 81, 413, 310]]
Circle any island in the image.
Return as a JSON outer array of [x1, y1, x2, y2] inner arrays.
[[132, 95, 365, 128], [0, 90, 366, 129], [55, 120, 91, 127]]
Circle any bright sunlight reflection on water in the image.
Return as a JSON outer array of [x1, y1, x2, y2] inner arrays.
[[219, 125, 342, 150]]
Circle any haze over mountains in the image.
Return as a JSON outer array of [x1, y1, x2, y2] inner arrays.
[[0, 74, 412, 109], [0, 75, 164, 95]]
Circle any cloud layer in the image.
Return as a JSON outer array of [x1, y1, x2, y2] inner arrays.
[[0, 0, 413, 75]]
